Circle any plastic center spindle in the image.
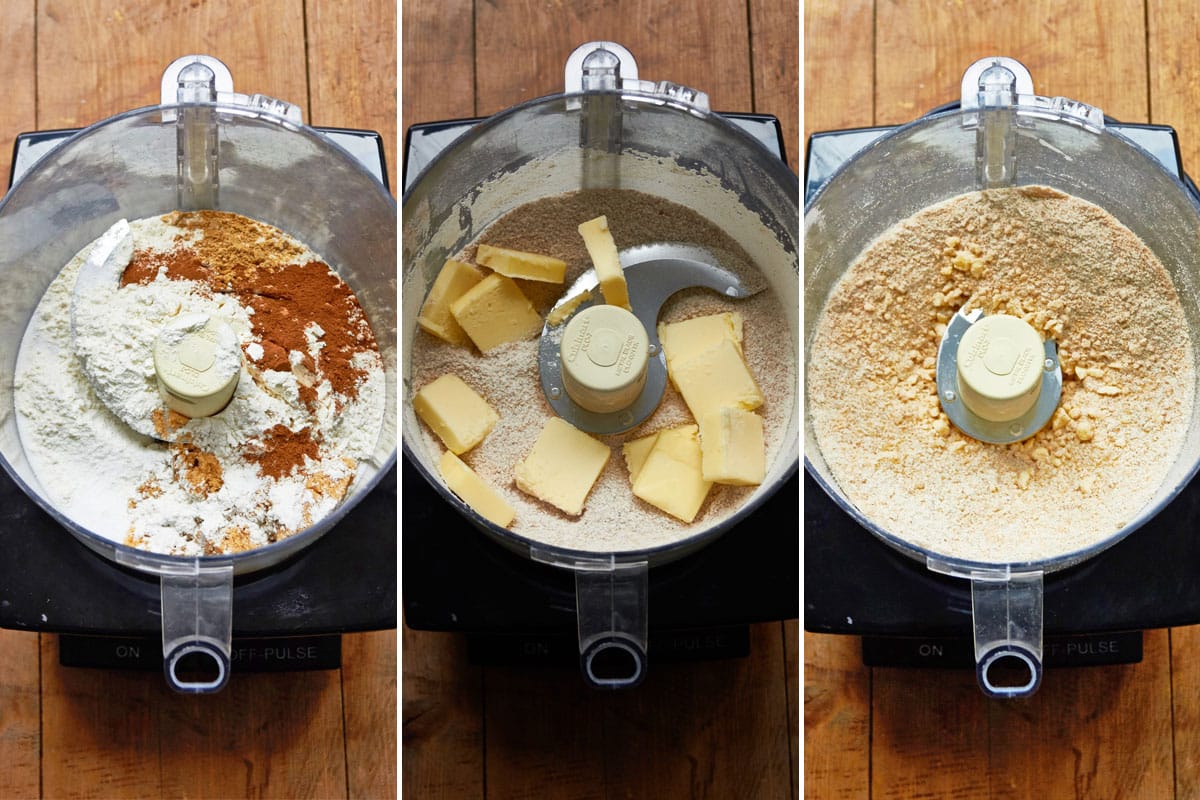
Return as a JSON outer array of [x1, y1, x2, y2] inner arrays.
[[153, 314, 242, 418], [559, 304, 649, 414], [956, 313, 1044, 422]]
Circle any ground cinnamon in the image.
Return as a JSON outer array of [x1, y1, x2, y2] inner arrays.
[[121, 210, 380, 480]]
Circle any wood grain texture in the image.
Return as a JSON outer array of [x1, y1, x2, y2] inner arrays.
[[0, 0, 36, 183], [804, 633, 869, 800], [0, 6, 40, 800], [474, 0, 753, 114], [308, 0, 399, 193], [1172, 627, 1200, 798], [987, 629, 1174, 799], [872, 665, 989, 800], [874, 0, 1149, 125], [401, 0, 475, 124], [401, 628, 484, 799], [750, 0, 801, 172], [0, 632, 40, 800], [803, 0, 873, 138], [483, 663, 608, 800], [37, 0, 309, 129], [342, 630, 399, 799], [784, 619, 800, 799], [602, 623, 793, 799], [1149, 0, 1200, 158], [40, 636, 349, 799]]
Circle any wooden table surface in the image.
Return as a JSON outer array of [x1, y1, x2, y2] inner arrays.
[[805, 2, 1200, 798], [0, 2, 396, 799], [401, 1, 799, 798]]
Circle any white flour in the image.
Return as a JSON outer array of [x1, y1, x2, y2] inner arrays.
[[14, 213, 386, 556]]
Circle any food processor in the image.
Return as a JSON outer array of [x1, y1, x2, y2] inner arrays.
[[0, 55, 397, 693], [402, 42, 799, 688], [805, 57, 1200, 698]]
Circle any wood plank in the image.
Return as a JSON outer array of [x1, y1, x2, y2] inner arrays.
[[39, 634, 164, 798], [155, 668, 349, 798], [37, 0, 308, 129], [875, 0, 1149, 126], [0, 5, 41, 799], [0, 0, 36, 183], [341, 631, 398, 800], [40, 634, 350, 799], [872, 665, 989, 800], [482, 662, 607, 800], [474, 0, 752, 116], [987, 629, 1174, 799], [1173, 626, 1200, 798], [401, 628, 484, 799], [308, 0, 398, 193], [802, 5, 874, 798], [803, 633, 869, 800], [784, 620, 799, 800], [803, 0, 874, 136], [305, 7, 398, 790], [0, 632, 40, 800], [401, 0, 474, 125], [749, 0, 800, 172], [1149, 0, 1200, 162], [602, 623, 793, 798]]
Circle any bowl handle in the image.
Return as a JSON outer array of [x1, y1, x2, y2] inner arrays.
[[159, 564, 234, 693], [969, 570, 1044, 698], [574, 562, 648, 689]]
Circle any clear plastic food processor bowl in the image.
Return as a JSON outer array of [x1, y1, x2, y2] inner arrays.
[[805, 57, 1200, 698], [0, 56, 397, 692], [403, 42, 799, 688]]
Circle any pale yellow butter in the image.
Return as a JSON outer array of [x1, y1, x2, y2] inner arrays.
[[658, 312, 744, 370], [475, 243, 567, 283], [438, 451, 515, 528], [631, 425, 712, 523], [416, 259, 484, 346], [449, 273, 543, 352], [546, 289, 593, 326], [578, 215, 631, 311], [515, 417, 610, 516], [621, 431, 660, 484], [699, 406, 765, 485], [413, 373, 499, 455], [668, 337, 763, 421]]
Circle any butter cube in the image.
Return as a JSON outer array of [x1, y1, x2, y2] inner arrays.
[[475, 243, 567, 283], [659, 312, 744, 370], [515, 417, 610, 516], [699, 407, 765, 485], [578, 215, 631, 311], [413, 374, 499, 455], [546, 289, 593, 326], [417, 259, 484, 346], [438, 451, 515, 528], [669, 337, 763, 421], [621, 431, 660, 483], [631, 425, 712, 523], [449, 273, 543, 352]]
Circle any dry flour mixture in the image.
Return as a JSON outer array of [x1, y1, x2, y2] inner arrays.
[[410, 188, 797, 552], [808, 186, 1194, 564], [14, 211, 386, 556]]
